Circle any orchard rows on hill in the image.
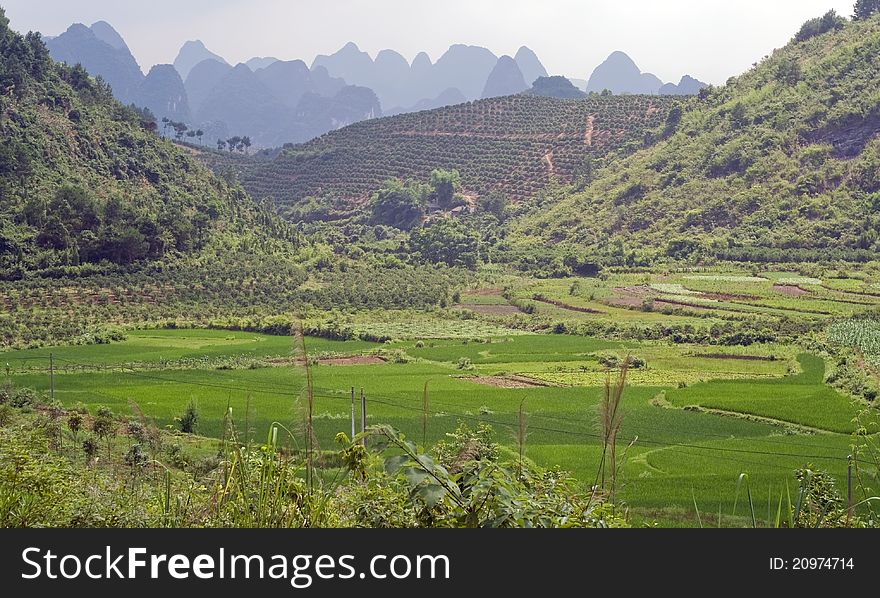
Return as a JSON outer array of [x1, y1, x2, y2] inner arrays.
[[204, 95, 679, 209]]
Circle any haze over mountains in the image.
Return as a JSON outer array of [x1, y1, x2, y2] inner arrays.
[[43, 20, 707, 148]]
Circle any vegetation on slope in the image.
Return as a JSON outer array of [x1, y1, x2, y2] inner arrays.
[[200, 94, 680, 212], [0, 8, 299, 279], [516, 13, 880, 265]]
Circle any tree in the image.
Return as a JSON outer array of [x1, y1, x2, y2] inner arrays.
[[171, 121, 188, 141], [370, 179, 427, 230], [408, 218, 479, 268], [196, 129, 204, 144], [217, 138, 227, 152], [429, 169, 462, 209], [241, 136, 252, 154], [854, 0, 880, 20], [91, 406, 115, 460], [478, 190, 508, 219], [67, 411, 83, 442]]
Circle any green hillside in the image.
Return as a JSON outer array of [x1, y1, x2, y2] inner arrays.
[[515, 14, 880, 264], [200, 94, 680, 213], [0, 9, 299, 279]]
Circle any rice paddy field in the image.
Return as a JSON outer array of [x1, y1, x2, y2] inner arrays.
[[6, 265, 880, 527]]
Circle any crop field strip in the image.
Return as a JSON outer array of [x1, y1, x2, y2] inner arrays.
[[9, 324, 868, 522], [19, 351, 861, 462]]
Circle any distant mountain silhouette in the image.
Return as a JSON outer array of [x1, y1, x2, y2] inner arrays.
[[430, 44, 498, 101], [660, 75, 707, 96], [310, 42, 500, 109], [514, 46, 548, 87], [254, 60, 346, 109], [184, 59, 232, 115], [524, 76, 586, 99], [585, 52, 706, 96], [292, 86, 381, 141], [173, 40, 228, 80], [138, 64, 191, 122], [371, 49, 411, 108], [312, 42, 374, 87], [88, 20, 129, 51], [586, 51, 663, 94], [197, 63, 292, 144], [482, 56, 528, 98], [385, 87, 467, 116], [42, 21, 704, 149], [245, 57, 278, 71], [569, 78, 588, 91], [45, 23, 143, 104]]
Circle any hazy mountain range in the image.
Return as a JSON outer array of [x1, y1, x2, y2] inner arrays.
[[44, 21, 707, 148]]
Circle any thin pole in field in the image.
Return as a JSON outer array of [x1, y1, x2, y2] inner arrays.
[[847, 455, 854, 526], [350, 386, 356, 440], [49, 353, 55, 403], [360, 388, 366, 446]]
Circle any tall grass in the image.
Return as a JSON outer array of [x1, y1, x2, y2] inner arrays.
[[594, 356, 629, 503]]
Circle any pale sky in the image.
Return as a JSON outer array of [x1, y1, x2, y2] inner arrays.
[[2, 0, 858, 84]]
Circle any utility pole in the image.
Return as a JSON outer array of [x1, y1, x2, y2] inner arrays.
[[360, 388, 366, 446], [49, 353, 55, 403], [350, 387, 356, 440]]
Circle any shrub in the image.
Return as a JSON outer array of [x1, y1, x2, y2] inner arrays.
[[794, 10, 845, 42], [178, 400, 198, 434], [11, 387, 38, 409], [0, 404, 13, 427]]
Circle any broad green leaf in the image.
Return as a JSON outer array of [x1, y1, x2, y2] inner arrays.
[[417, 484, 447, 508], [404, 467, 429, 487], [384, 454, 409, 474]]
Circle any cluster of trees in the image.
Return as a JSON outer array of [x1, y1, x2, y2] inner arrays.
[[160, 117, 203, 143], [854, 0, 880, 20], [217, 135, 253, 154], [22, 185, 218, 266], [369, 169, 467, 230], [796, 4, 877, 44], [795, 10, 846, 42]]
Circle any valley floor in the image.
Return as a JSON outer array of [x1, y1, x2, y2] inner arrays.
[[5, 265, 880, 527]]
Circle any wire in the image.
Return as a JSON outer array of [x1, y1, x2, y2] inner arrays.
[[19, 356, 868, 468]]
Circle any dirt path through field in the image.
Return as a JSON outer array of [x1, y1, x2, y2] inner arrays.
[[543, 151, 554, 177], [584, 114, 595, 146]]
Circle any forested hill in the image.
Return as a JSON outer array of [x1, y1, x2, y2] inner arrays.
[[516, 12, 880, 264], [0, 8, 299, 279], [199, 93, 680, 214]]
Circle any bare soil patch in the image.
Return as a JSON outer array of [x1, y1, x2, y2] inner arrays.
[[773, 284, 808, 297], [534, 297, 604, 314], [607, 286, 652, 308]]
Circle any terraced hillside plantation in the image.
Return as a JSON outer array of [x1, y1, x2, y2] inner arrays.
[[201, 94, 680, 211]]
